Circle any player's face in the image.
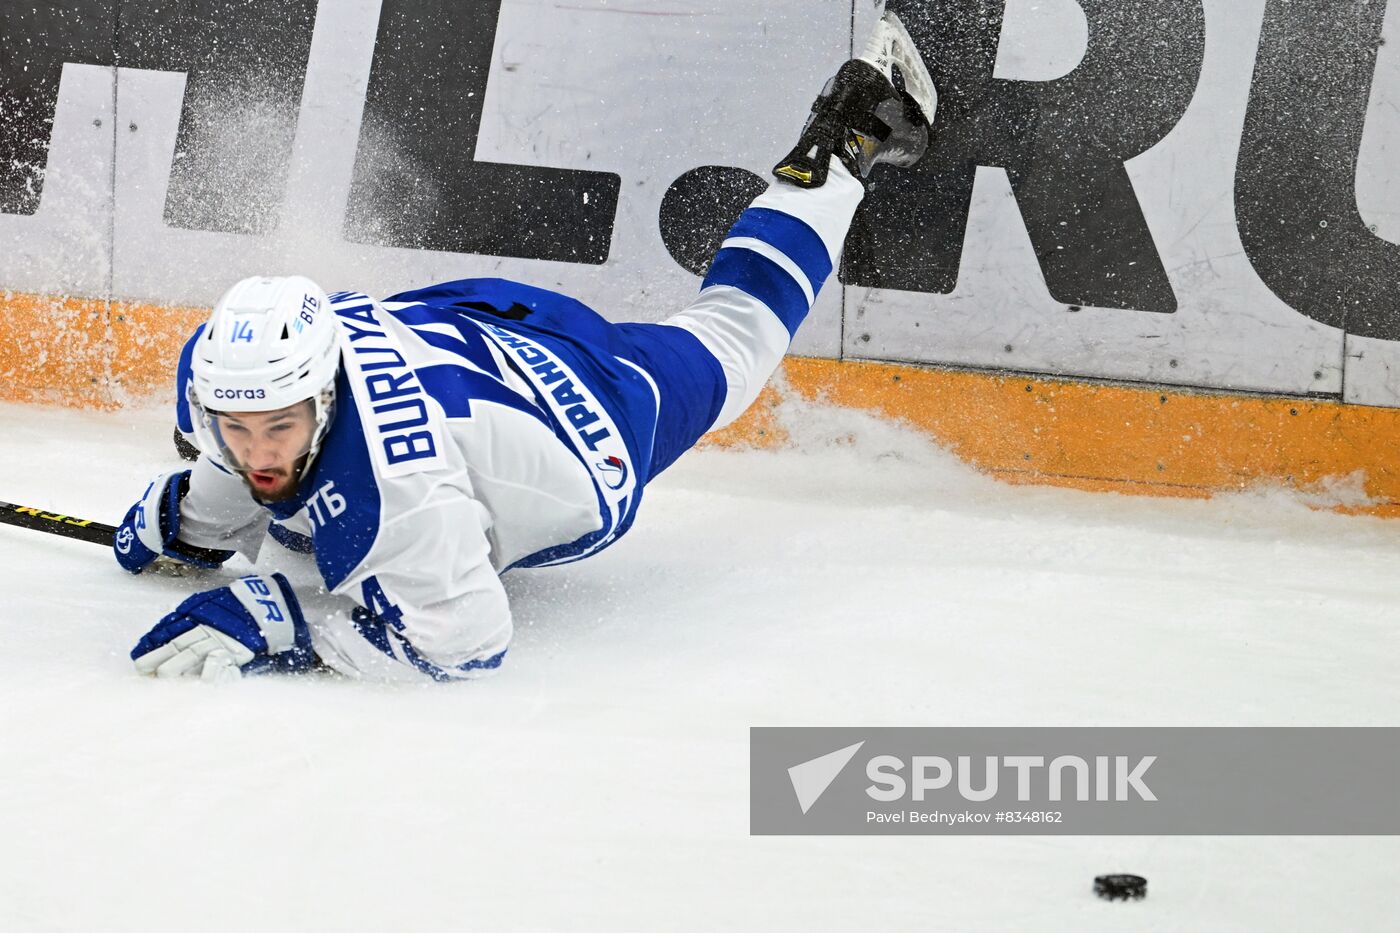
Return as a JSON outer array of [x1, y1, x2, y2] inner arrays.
[[213, 401, 317, 501]]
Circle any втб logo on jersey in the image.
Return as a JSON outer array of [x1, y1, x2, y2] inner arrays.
[[597, 455, 629, 491]]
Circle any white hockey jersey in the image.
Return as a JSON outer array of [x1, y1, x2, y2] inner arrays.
[[172, 279, 671, 682]]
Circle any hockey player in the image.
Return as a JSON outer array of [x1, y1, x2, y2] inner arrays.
[[115, 12, 938, 682]]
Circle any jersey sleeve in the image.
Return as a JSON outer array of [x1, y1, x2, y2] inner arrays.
[[174, 322, 205, 437], [300, 471, 512, 682]]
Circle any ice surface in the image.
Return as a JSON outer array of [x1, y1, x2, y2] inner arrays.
[[2, 398, 1398, 931]]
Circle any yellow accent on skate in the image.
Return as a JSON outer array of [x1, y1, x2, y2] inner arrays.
[[774, 164, 814, 185]]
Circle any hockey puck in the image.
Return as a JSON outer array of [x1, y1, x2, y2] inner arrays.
[[1094, 874, 1147, 901]]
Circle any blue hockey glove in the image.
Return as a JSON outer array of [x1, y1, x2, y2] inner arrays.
[[113, 470, 234, 574], [131, 573, 317, 680]]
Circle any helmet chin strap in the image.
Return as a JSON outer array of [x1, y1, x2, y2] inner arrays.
[[299, 383, 338, 480]]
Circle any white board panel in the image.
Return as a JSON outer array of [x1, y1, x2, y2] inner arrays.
[[0, 64, 114, 299], [1339, 0, 1400, 407]]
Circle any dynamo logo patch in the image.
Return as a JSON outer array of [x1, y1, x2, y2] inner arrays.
[[597, 455, 629, 491]]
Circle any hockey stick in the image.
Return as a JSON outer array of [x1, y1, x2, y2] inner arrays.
[[0, 500, 117, 547], [0, 500, 193, 573]]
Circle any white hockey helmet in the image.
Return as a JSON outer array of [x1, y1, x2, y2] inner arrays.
[[188, 275, 340, 477]]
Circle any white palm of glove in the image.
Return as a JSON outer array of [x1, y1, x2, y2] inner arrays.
[[132, 625, 257, 681], [129, 573, 314, 681]]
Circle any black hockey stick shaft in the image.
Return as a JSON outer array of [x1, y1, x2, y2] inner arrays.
[[0, 500, 117, 547]]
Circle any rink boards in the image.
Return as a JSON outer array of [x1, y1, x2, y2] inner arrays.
[[1, 0, 1399, 507]]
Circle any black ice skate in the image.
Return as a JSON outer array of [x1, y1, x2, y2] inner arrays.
[[773, 11, 938, 189]]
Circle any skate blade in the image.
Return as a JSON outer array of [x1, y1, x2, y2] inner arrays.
[[149, 556, 200, 577], [859, 10, 938, 126]]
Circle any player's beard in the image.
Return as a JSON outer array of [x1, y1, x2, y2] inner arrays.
[[241, 455, 309, 503]]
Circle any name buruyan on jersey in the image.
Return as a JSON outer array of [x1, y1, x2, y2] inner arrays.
[[333, 299, 448, 478]]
